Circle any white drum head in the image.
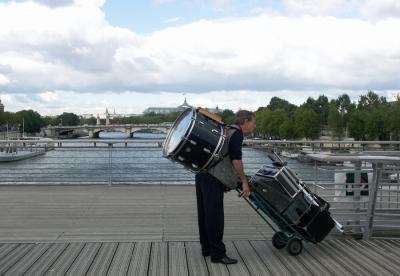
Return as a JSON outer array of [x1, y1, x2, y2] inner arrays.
[[163, 108, 193, 156]]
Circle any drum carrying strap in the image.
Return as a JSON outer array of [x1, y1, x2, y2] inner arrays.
[[206, 125, 240, 190]]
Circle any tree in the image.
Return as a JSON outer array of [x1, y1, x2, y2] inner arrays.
[[315, 95, 330, 126], [267, 97, 297, 113], [57, 112, 80, 126], [358, 91, 387, 110], [388, 100, 400, 140], [293, 108, 320, 139], [255, 109, 271, 138], [15, 110, 44, 133], [348, 110, 368, 140], [327, 101, 345, 139], [219, 109, 235, 125], [365, 107, 390, 140], [42, 116, 57, 126]]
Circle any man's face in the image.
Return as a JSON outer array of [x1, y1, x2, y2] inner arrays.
[[242, 116, 256, 135]]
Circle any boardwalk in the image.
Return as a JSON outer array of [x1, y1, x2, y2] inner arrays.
[[0, 185, 399, 275]]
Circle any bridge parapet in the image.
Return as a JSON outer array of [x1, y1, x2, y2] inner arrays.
[[42, 124, 172, 138]]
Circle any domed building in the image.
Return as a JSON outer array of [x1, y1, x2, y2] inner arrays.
[[143, 98, 220, 115], [143, 98, 193, 115]]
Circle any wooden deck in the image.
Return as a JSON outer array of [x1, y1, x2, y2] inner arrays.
[[0, 185, 399, 275]]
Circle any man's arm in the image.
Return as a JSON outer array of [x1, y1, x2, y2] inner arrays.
[[232, 159, 250, 198]]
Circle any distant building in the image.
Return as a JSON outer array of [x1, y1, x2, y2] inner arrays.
[[143, 98, 221, 115], [80, 108, 139, 119], [0, 98, 4, 113], [143, 98, 192, 115]]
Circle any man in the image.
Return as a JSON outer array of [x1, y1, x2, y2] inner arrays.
[[195, 110, 256, 264]]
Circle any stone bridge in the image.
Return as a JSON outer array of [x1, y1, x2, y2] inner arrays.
[[42, 124, 172, 138]]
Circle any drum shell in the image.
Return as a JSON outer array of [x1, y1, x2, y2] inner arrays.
[[165, 109, 224, 172]]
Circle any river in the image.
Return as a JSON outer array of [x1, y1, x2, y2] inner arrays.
[[0, 132, 334, 184]]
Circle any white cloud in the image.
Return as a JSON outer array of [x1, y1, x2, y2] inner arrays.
[[0, 0, 400, 115], [283, 0, 352, 15], [362, 0, 400, 20], [0, 74, 9, 85], [39, 91, 58, 102]]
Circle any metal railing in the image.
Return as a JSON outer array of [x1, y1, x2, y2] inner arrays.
[[1, 139, 399, 239], [305, 154, 400, 239]]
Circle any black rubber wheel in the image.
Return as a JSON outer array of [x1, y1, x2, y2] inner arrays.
[[272, 232, 286, 249], [287, 238, 303, 256]]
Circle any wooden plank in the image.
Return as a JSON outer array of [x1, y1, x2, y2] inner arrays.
[[304, 242, 349, 275], [333, 239, 395, 276], [86, 242, 118, 276], [225, 241, 251, 276], [148, 242, 168, 276], [107, 243, 135, 276], [24, 243, 68, 276], [65, 242, 101, 276], [288, 243, 334, 276], [234, 240, 272, 276], [168, 242, 189, 276], [4, 243, 51, 276], [262, 240, 311, 276], [127, 242, 151, 276], [45, 242, 85, 275], [185, 242, 208, 276], [0, 243, 19, 261], [320, 241, 370, 276], [250, 240, 292, 276], [375, 240, 400, 259], [357, 240, 400, 268], [0, 244, 34, 275]]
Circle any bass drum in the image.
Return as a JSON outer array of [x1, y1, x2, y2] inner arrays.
[[163, 108, 224, 172]]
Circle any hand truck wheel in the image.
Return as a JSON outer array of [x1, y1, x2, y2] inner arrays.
[[287, 238, 303, 256], [272, 232, 286, 249]]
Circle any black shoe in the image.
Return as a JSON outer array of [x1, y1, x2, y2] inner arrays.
[[202, 251, 210, 257], [211, 256, 238, 264]]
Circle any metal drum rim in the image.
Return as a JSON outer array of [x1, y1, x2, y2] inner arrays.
[[162, 108, 195, 158]]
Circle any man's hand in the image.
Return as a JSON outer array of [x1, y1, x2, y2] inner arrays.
[[240, 182, 251, 198]]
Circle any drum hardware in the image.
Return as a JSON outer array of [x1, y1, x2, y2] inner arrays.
[[189, 140, 197, 145]]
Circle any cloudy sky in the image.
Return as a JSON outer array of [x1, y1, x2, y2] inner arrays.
[[0, 0, 399, 116]]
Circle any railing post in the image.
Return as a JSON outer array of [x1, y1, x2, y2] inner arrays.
[[353, 161, 362, 235], [108, 142, 113, 186], [363, 162, 382, 239], [313, 160, 318, 193]]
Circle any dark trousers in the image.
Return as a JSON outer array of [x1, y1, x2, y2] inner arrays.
[[195, 173, 226, 260]]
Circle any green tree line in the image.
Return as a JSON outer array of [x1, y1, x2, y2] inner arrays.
[[255, 91, 400, 141], [1, 91, 399, 140]]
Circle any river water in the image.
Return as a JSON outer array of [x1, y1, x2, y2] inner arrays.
[[0, 132, 334, 184]]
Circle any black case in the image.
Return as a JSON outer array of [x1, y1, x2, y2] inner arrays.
[[249, 165, 335, 243]]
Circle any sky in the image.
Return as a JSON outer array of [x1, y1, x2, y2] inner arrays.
[[0, 0, 400, 116]]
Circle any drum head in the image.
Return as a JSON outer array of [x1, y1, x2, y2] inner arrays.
[[163, 108, 193, 156]]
